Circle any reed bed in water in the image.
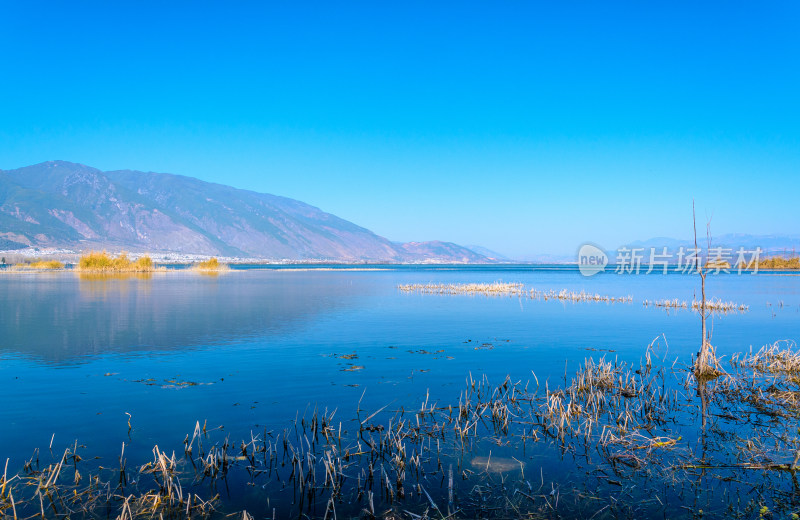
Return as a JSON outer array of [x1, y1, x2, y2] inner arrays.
[[643, 297, 749, 313], [754, 255, 800, 270], [731, 340, 800, 375], [398, 284, 754, 312], [529, 288, 633, 303], [76, 251, 161, 273], [1, 359, 676, 518], [397, 282, 526, 296], [191, 257, 229, 272], [692, 298, 749, 312], [643, 298, 689, 309], [398, 283, 631, 303], [11, 260, 65, 270], [4, 341, 800, 518]]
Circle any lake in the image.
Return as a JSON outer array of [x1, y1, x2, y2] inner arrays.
[[2, 265, 799, 518]]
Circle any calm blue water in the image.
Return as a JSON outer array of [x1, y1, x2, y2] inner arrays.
[[1, 266, 799, 516]]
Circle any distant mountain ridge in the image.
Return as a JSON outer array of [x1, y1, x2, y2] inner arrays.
[[0, 161, 490, 262], [579, 235, 800, 264], [625, 234, 800, 257], [464, 245, 510, 261]]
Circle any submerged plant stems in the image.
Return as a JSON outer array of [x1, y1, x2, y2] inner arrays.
[[5, 340, 800, 519]]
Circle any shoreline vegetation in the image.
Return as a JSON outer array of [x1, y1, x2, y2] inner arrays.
[[1, 253, 230, 273], [1, 252, 799, 271], [3, 340, 800, 518], [756, 255, 800, 270]]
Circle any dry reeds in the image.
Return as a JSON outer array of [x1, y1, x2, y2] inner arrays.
[[398, 283, 632, 303], [731, 340, 800, 375], [694, 298, 748, 312], [77, 251, 158, 273], [192, 258, 228, 272], [752, 255, 800, 270], [643, 298, 748, 313], [15, 260, 65, 270], [7, 340, 800, 518], [397, 282, 525, 296], [643, 298, 688, 309], [529, 288, 633, 303], [0, 345, 683, 519]]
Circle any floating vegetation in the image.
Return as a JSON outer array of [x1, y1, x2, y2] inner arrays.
[[77, 251, 159, 272], [473, 343, 494, 350], [6, 341, 800, 518], [192, 257, 228, 272], [334, 352, 359, 360], [130, 377, 215, 389], [408, 349, 444, 355]]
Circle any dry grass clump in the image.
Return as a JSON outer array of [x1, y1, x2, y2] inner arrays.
[[722, 342, 800, 423], [753, 255, 800, 270], [732, 340, 800, 375], [643, 298, 748, 313], [77, 251, 156, 272], [693, 344, 724, 380], [693, 298, 748, 312], [530, 288, 632, 303], [192, 257, 228, 271], [2, 441, 218, 520], [12, 260, 65, 270]]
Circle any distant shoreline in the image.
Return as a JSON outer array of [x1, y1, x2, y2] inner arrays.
[[2, 262, 799, 274]]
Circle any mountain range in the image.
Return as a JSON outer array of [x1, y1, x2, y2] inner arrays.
[[626, 235, 800, 256], [0, 161, 489, 262]]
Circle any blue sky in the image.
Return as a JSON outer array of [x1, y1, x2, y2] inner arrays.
[[1, 1, 798, 257]]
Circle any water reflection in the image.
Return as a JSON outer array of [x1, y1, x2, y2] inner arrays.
[[77, 272, 156, 282], [0, 271, 375, 364], [77, 271, 156, 298]]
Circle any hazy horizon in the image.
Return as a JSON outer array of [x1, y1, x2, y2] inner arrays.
[[2, 2, 799, 257]]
